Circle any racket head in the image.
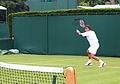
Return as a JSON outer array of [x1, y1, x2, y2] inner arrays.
[[72, 18, 86, 28]]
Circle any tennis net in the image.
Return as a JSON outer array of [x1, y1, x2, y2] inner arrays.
[[0, 62, 77, 84]]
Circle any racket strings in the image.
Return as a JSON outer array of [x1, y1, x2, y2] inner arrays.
[[72, 18, 86, 28]]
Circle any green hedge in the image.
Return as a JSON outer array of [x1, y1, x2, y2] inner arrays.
[[8, 8, 120, 38]]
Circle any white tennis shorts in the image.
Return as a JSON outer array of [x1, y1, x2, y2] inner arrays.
[[88, 43, 99, 55]]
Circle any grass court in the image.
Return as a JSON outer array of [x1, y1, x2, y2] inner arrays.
[[0, 54, 120, 84]]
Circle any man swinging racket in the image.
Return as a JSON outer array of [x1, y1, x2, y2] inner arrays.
[[76, 25, 106, 67]]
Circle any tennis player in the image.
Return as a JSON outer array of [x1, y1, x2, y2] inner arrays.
[[76, 25, 106, 67]]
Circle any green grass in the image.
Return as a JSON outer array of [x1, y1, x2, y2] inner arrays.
[[0, 54, 120, 84]]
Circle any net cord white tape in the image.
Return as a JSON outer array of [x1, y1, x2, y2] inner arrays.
[[0, 62, 64, 73]]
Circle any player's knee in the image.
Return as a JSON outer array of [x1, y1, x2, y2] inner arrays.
[[86, 50, 91, 54], [89, 53, 95, 58], [88, 54, 93, 58]]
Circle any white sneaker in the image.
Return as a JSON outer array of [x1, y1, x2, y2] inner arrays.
[[85, 62, 93, 66], [98, 63, 106, 68]]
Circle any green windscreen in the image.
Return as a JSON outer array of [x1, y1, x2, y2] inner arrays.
[[12, 15, 120, 57], [29, 0, 77, 11], [13, 16, 47, 54], [0, 23, 9, 38]]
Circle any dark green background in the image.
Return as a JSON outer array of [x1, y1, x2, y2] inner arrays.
[[0, 23, 9, 38], [0, 23, 13, 49], [12, 15, 120, 56], [29, 0, 77, 11]]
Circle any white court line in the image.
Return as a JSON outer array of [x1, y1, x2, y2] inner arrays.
[[108, 67, 120, 69], [5, 62, 120, 69]]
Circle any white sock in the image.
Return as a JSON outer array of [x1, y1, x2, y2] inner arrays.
[[87, 59, 92, 63], [99, 60, 104, 63]]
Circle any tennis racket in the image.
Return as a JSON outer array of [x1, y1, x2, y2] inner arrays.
[[72, 18, 86, 28]]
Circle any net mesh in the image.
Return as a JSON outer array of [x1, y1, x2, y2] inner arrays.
[[0, 62, 66, 84]]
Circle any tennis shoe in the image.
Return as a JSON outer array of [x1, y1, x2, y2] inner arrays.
[[98, 62, 106, 68], [84, 62, 93, 66]]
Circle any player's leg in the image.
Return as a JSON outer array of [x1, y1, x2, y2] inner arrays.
[[89, 44, 106, 67], [90, 53, 100, 61], [85, 50, 106, 67], [84, 50, 93, 66], [91, 54, 106, 67], [89, 51, 106, 67]]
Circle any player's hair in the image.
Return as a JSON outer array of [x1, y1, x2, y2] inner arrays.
[[85, 25, 92, 30]]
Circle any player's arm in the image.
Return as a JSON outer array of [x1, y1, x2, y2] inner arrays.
[[76, 29, 82, 36]]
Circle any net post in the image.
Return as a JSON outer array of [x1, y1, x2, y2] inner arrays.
[[65, 67, 77, 84]]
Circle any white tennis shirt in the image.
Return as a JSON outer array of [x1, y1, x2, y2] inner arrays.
[[81, 30, 99, 46]]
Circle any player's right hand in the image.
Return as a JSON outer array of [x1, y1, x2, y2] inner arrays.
[[76, 29, 80, 33]]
